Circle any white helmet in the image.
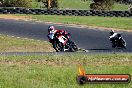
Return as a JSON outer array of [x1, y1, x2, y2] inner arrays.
[[48, 26, 55, 32]]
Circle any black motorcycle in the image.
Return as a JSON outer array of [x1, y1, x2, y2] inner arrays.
[[110, 37, 126, 49]]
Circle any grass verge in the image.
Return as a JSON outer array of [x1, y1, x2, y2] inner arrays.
[[13, 14, 132, 31], [0, 53, 131, 88], [0, 34, 54, 52]]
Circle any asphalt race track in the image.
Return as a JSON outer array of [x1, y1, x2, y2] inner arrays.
[[0, 19, 132, 53]]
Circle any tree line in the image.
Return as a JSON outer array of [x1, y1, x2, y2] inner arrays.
[[0, 0, 129, 11]]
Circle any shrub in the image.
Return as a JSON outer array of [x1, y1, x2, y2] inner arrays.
[[90, 0, 120, 11], [0, 0, 32, 8]]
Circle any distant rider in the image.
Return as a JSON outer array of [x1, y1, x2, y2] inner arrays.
[[47, 26, 68, 52], [109, 30, 126, 48]]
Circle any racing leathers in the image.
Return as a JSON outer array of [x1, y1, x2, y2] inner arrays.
[[109, 33, 118, 41], [109, 33, 126, 48]]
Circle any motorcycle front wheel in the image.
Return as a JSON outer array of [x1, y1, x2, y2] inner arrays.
[[68, 41, 78, 52]]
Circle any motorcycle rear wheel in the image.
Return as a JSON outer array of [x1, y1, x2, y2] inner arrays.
[[53, 41, 63, 52]]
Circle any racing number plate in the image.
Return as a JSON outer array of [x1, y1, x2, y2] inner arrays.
[[58, 36, 67, 43]]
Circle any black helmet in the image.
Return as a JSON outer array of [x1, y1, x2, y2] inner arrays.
[[110, 30, 114, 35]]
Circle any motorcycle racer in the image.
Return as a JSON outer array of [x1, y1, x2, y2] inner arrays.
[[47, 26, 68, 52], [109, 30, 118, 41], [109, 30, 126, 48]]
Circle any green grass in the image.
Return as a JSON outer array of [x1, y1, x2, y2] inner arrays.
[[0, 34, 54, 52], [2, 14, 131, 31], [18, 14, 132, 31], [113, 3, 130, 11], [58, 0, 91, 10], [31, 0, 43, 8], [0, 53, 131, 88]]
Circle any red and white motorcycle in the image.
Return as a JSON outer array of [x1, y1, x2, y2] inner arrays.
[[53, 32, 78, 52]]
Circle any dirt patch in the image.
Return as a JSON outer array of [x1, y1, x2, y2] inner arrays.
[[0, 59, 73, 67], [83, 25, 132, 32], [0, 57, 131, 67], [0, 14, 31, 20]]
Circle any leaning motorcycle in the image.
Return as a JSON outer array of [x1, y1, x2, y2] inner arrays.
[[53, 33, 78, 52], [110, 37, 126, 49]]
